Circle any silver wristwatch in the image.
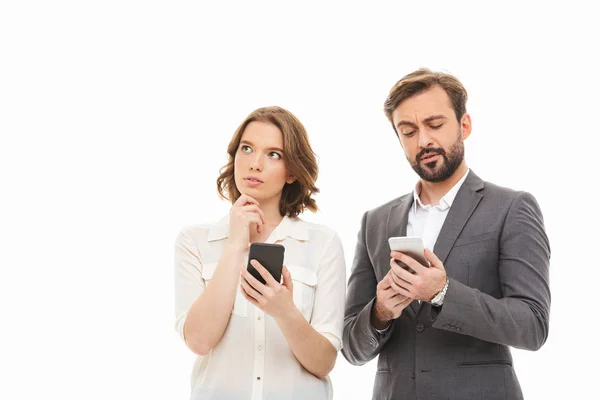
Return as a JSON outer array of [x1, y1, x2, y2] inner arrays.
[[430, 279, 449, 307]]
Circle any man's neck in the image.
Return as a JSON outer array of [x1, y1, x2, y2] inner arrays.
[[418, 163, 468, 206]]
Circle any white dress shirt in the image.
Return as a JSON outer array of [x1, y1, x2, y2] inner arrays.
[[407, 169, 470, 250], [174, 215, 346, 400]]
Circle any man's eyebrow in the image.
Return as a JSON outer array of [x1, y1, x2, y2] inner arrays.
[[396, 115, 448, 130], [423, 115, 447, 123], [396, 120, 417, 130]]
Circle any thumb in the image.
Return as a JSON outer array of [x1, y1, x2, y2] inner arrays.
[[281, 265, 293, 289], [424, 248, 444, 270]]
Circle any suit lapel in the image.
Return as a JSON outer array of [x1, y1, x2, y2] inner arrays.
[[433, 171, 485, 269], [386, 193, 412, 239], [386, 193, 421, 315], [419, 171, 484, 317]]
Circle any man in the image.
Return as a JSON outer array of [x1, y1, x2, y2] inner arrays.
[[342, 68, 550, 400]]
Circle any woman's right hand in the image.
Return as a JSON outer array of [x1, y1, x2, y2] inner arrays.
[[227, 194, 266, 250]]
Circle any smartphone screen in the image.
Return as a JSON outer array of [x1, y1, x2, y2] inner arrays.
[[247, 243, 285, 284]]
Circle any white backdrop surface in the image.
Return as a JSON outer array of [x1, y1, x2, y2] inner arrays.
[[1, 1, 598, 399]]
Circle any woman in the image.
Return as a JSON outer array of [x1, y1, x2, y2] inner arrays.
[[174, 106, 346, 399]]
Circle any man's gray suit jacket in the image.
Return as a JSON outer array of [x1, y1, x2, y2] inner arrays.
[[342, 171, 551, 400]]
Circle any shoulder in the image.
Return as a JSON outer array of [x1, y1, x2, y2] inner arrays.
[[481, 180, 540, 208], [470, 176, 545, 229], [176, 215, 228, 244], [462, 170, 538, 208], [363, 194, 410, 221], [293, 217, 341, 245], [177, 224, 210, 240]]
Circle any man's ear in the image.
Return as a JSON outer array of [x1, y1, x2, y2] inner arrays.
[[460, 113, 472, 140]]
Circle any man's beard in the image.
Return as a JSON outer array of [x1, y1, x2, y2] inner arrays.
[[409, 133, 464, 183]]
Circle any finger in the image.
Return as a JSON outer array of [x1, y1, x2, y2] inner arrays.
[[243, 194, 259, 205], [254, 208, 266, 232], [389, 258, 416, 283], [239, 205, 266, 229], [392, 295, 414, 309], [255, 207, 266, 226], [240, 283, 260, 307], [244, 217, 263, 235], [281, 265, 292, 288], [377, 275, 391, 290], [243, 214, 264, 229], [242, 267, 267, 294], [234, 194, 259, 207], [424, 248, 444, 270], [386, 290, 409, 302], [381, 286, 400, 300], [389, 261, 414, 287], [240, 277, 262, 301], [250, 259, 278, 288], [239, 204, 262, 215], [239, 205, 266, 226], [389, 274, 412, 297], [391, 251, 427, 274]]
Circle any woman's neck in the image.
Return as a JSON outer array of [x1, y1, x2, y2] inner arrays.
[[248, 197, 284, 243], [256, 197, 284, 226]]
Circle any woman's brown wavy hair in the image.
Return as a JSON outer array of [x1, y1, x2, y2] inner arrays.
[[217, 106, 319, 218]]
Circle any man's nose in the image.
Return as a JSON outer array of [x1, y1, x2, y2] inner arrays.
[[418, 128, 434, 149]]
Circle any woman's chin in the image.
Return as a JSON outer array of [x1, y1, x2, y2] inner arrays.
[[240, 188, 264, 200], [240, 189, 282, 204]]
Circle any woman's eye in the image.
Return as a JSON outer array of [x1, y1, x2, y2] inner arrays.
[[241, 145, 251, 153], [269, 152, 281, 159]]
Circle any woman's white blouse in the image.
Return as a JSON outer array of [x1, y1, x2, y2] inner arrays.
[[174, 215, 346, 400]]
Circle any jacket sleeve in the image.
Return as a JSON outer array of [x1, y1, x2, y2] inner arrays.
[[342, 211, 397, 365], [431, 191, 551, 351]]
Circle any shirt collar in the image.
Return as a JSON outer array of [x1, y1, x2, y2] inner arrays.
[[412, 168, 470, 212], [207, 214, 309, 242], [207, 215, 230, 242]]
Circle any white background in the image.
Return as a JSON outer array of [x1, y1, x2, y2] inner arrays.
[[1, 1, 598, 399]]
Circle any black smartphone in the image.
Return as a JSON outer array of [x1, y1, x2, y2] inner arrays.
[[247, 243, 285, 285]]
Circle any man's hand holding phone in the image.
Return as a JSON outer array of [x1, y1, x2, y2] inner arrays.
[[372, 272, 414, 329], [389, 248, 447, 302], [240, 260, 296, 319]]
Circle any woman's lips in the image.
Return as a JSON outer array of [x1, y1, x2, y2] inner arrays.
[[244, 177, 263, 187]]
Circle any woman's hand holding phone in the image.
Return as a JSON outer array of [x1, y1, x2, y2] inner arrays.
[[227, 194, 266, 251], [240, 260, 296, 319]]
